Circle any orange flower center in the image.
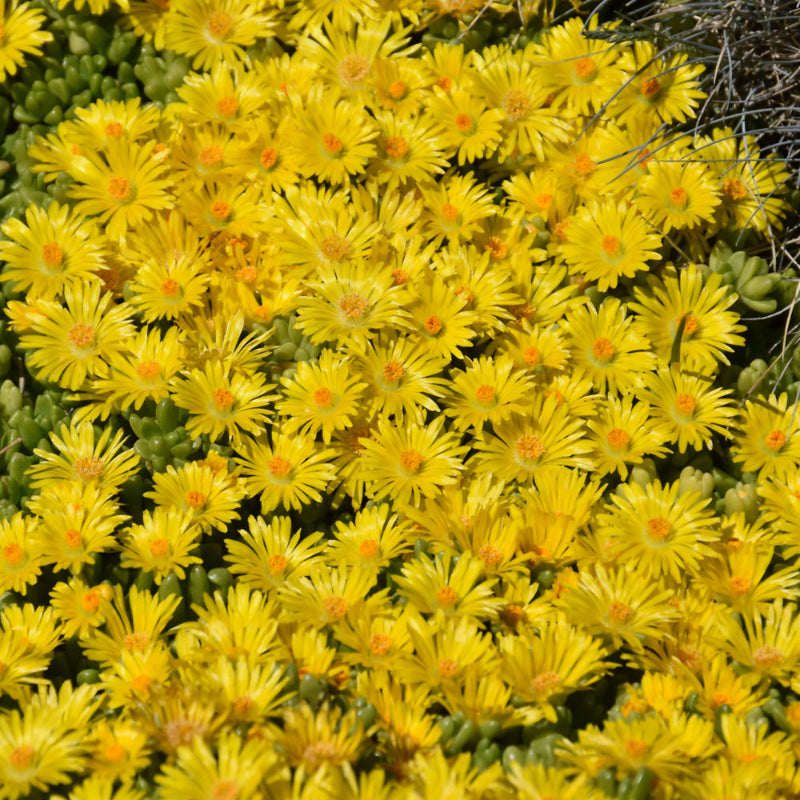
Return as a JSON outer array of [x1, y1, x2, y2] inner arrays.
[[235, 265, 256, 284], [730, 575, 752, 595], [160, 278, 180, 297], [532, 671, 562, 694], [322, 133, 343, 156], [104, 743, 127, 763], [64, 528, 82, 549], [535, 192, 553, 211], [213, 388, 234, 411], [73, 457, 105, 481], [82, 590, 101, 613], [338, 54, 370, 84], [323, 595, 349, 619], [320, 236, 351, 261], [484, 236, 507, 260], [675, 393, 697, 415], [391, 268, 409, 285], [9, 746, 34, 769], [369, 632, 392, 655], [382, 360, 405, 384], [574, 55, 596, 78], [104, 122, 123, 138], [455, 112, 473, 132], [641, 77, 660, 98], [678, 312, 698, 335], [573, 152, 596, 177], [424, 315, 443, 335], [723, 177, 748, 201], [670, 187, 688, 208], [216, 96, 238, 116], [602, 235, 620, 256], [647, 517, 671, 539], [385, 136, 408, 159], [503, 604, 524, 625], [207, 11, 233, 38], [69, 323, 95, 348], [437, 586, 458, 607], [41, 241, 63, 266], [211, 779, 240, 800], [399, 448, 424, 473], [753, 645, 784, 667], [260, 147, 278, 168], [267, 455, 292, 478], [2, 543, 23, 566], [313, 387, 333, 408], [130, 674, 152, 693], [441, 202, 459, 223], [523, 346, 542, 367], [185, 491, 206, 509], [608, 601, 633, 623], [515, 434, 545, 461], [107, 176, 131, 202], [502, 89, 531, 120], [478, 545, 502, 566], [338, 293, 368, 321], [437, 76, 453, 92], [211, 200, 230, 220], [764, 430, 786, 452], [387, 80, 407, 99], [149, 538, 169, 558], [233, 695, 253, 716], [359, 539, 379, 559], [124, 632, 150, 651], [136, 360, 160, 378], [199, 145, 224, 166], [711, 691, 731, 709], [592, 337, 615, 362], [475, 384, 495, 405], [438, 658, 459, 677], [606, 428, 631, 448], [624, 739, 649, 759], [268, 554, 288, 575]]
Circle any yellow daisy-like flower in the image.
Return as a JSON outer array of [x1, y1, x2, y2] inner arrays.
[[636, 159, 721, 234], [565, 297, 656, 395], [419, 171, 497, 246], [351, 332, 447, 424], [470, 393, 594, 486], [358, 415, 468, 509], [0, 514, 45, 595], [175, 63, 267, 126], [630, 264, 745, 370], [163, 0, 276, 70], [49, 578, 113, 638], [597, 480, 718, 581], [560, 200, 662, 291], [120, 508, 201, 585], [224, 514, 327, 594], [492, 321, 571, 378], [731, 392, 800, 478], [127, 254, 209, 322], [0, 202, 104, 300], [18, 281, 135, 391], [290, 90, 378, 185], [639, 365, 736, 453], [277, 348, 367, 443], [586, 394, 670, 479], [62, 98, 162, 152], [144, 461, 245, 534], [170, 359, 275, 446], [0, 0, 52, 82], [296, 260, 408, 346], [444, 354, 532, 433], [66, 138, 172, 240], [236, 429, 336, 514], [612, 40, 706, 127], [29, 420, 140, 493]]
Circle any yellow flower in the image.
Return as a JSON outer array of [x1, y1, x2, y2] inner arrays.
[[0, 0, 52, 82], [119, 508, 202, 584], [163, 0, 276, 70], [61, 97, 162, 151], [19, 281, 135, 391], [49, 578, 113, 638], [419, 171, 497, 246], [67, 138, 173, 240], [0, 202, 104, 300], [731, 392, 800, 478], [359, 415, 467, 508], [127, 254, 209, 322]]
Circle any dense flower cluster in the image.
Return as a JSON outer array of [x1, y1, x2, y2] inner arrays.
[[0, 0, 798, 798]]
